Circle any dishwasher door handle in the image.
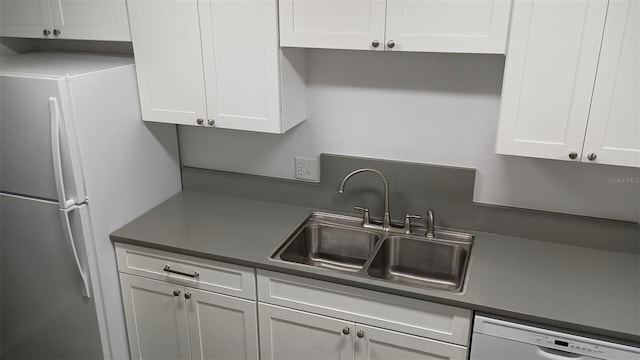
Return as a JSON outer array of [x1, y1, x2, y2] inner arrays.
[[536, 346, 584, 360]]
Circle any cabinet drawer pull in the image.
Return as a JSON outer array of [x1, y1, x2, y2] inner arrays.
[[163, 265, 200, 278], [173, 289, 181, 296], [342, 327, 350, 335], [357, 330, 365, 338]]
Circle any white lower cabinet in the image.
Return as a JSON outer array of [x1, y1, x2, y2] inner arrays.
[[257, 270, 470, 360], [115, 243, 259, 360], [120, 274, 259, 360], [115, 245, 470, 360], [120, 274, 192, 360], [258, 303, 354, 360], [187, 288, 259, 360], [259, 303, 467, 360], [355, 324, 467, 360]]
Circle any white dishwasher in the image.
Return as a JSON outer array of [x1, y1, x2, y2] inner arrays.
[[470, 315, 640, 360]]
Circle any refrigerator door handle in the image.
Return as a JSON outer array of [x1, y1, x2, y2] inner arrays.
[[59, 206, 91, 298], [49, 97, 75, 209]]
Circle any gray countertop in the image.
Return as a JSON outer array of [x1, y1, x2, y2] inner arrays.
[[111, 191, 640, 343]]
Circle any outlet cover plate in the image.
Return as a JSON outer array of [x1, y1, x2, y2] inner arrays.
[[295, 157, 319, 182]]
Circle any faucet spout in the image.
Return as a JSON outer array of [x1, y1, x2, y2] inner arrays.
[[338, 168, 391, 231]]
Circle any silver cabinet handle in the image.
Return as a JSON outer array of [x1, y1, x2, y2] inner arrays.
[[173, 290, 181, 297], [342, 327, 350, 335], [184, 292, 192, 299], [196, 118, 204, 125], [163, 265, 200, 278], [386, 40, 395, 49], [371, 40, 380, 48], [587, 153, 597, 161], [208, 119, 215, 126], [569, 152, 578, 159], [43, 29, 51, 36], [357, 330, 364, 338], [53, 29, 61, 36]]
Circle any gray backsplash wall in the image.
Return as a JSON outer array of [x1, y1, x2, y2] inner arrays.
[[179, 49, 640, 223], [183, 154, 639, 254]]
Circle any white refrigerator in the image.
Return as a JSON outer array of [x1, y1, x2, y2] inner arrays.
[[0, 52, 182, 359]]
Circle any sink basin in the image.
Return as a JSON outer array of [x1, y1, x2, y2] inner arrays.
[[367, 236, 469, 291], [270, 212, 472, 292], [273, 218, 380, 272]]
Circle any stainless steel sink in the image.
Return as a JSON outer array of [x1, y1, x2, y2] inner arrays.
[[277, 223, 379, 272], [270, 212, 473, 293], [367, 236, 469, 291], [271, 213, 380, 272]]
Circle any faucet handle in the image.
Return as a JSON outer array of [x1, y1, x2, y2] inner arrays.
[[403, 214, 421, 234], [425, 209, 435, 238], [354, 206, 371, 225]]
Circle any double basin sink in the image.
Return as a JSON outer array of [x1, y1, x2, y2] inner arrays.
[[270, 212, 473, 292]]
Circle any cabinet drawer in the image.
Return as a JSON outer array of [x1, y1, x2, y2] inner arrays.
[[257, 270, 471, 346], [115, 243, 255, 300]]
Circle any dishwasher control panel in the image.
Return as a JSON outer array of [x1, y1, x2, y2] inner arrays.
[[534, 334, 606, 356]]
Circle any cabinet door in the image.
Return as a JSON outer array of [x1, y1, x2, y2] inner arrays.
[[127, 0, 208, 126], [198, 0, 283, 133], [48, 0, 130, 41], [119, 274, 191, 360], [258, 303, 354, 360], [186, 288, 259, 360], [354, 324, 467, 360], [0, 0, 52, 38], [384, 0, 511, 54], [582, 0, 639, 167], [278, 0, 386, 51], [495, 0, 608, 161]]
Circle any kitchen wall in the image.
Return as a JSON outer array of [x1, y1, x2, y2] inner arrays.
[[2, 39, 638, 222], [180, 49, 640, 223]]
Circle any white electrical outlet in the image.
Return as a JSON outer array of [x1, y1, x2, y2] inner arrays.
[[294, 157, 319, 182]]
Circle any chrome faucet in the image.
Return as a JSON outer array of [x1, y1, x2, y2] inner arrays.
[[338, 168, 391, 231]]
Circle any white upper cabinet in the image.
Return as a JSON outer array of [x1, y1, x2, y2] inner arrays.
[[0, 0, 130, 41], [278, 0, 512, 53], [127, 0, 208, 125], [278, 0, 386, 51], [582, 0, 639, 167], [0, 0, 52, 38], [129, 0, 306, 133], [199, 0, 284, 132], [384, 0, 511, 53], [496, 0, 607, 160], [496, 0, 639, 168]]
